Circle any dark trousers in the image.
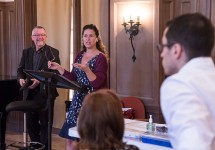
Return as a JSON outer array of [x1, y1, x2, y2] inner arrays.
[[26, 90, 55, 149]]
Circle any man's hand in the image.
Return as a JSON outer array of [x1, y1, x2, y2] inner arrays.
[[28, 78, 40, 89], [19, 78, 26, 87]]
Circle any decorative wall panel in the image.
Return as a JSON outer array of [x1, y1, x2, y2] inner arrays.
[[110, 0, 213, 123], [110, 0, 164, 122], [0, 0, 36, 132], [0, 2, 15, 75]]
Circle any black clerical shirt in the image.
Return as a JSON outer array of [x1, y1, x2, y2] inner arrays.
[[33, 47, 44, 70]]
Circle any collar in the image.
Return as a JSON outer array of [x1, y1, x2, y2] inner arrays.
[[35, 45, 46, 53]]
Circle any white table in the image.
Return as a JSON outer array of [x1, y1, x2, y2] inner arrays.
[[123, 119, 173, 150], [69, 119, 173, 150]]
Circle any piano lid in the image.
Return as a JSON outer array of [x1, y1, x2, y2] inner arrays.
[[0, 75, 17, 81]]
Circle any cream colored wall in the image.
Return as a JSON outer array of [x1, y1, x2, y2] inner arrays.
[[81, 0, 100, 28], [37, 0, 71, 128]]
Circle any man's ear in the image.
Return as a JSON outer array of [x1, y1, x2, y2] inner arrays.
[[172, 43, 183, 59]]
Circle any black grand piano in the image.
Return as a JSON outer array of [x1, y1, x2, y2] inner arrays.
[[0, 76, 20, 150]]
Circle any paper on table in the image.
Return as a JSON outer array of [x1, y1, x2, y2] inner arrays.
[[124, 118, 138, 124], [125, 121, 148, 132], [122, 108, 133, 111]]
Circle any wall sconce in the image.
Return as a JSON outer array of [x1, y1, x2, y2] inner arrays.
[[122, 16, 141, 62]]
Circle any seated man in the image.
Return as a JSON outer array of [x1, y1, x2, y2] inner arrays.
[[159, 13, 215, 150]]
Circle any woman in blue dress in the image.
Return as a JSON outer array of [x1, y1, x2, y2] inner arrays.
[[48, 24, 108, 150]]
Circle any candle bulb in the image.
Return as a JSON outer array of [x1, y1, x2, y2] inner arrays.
[[123, 17, 125, 23], [137, 16, 140, 22]]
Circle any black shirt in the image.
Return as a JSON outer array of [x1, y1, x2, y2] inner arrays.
[[33, 47, 44, 70]]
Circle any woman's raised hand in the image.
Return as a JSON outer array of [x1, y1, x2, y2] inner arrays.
[[73, 63, 90, 72], [48, 61, 65, 75]]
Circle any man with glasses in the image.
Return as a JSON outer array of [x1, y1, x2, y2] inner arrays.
[[17, 26, 61, 149], [159, 13, 215, 150]]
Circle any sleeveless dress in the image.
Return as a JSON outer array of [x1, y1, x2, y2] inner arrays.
[[59, 53, 98, 139]]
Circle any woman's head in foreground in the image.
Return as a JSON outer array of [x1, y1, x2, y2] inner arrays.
[[78, 89, 124, 150]]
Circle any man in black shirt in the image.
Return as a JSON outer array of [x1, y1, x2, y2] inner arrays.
[[17, 26, 61, 149]]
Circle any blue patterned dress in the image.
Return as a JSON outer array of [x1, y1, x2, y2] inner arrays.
[[59, 52, 103, 139]]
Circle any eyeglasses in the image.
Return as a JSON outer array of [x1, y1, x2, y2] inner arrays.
[[157, 43, 173, 53], [45, 47, 55, 62], [32, 34, 46, 37]]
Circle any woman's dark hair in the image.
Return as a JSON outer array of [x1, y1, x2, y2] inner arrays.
[[165, 13, 214, 59], [82, 24, 108, 58], [77, 89, 124, 150]]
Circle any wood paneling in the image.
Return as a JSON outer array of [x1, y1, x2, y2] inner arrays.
[[109, 0, 213, 123], [15, 0, 37, 61], [162, 0, 214, 59], [174, 0, 196, 16], [0, 0, 37, 132], [73, 0, 81, 58], [0, 2, 15, 76], [0, 0, 37, 76], [165, 0, 212, 18], [211, 0, 215, 61], [0, 3, 4, 74], [100, 0, 110, 87], [1, 0, 214, 127], [5, 3, 16, 76], [110, 0, 164, 123], [0, 1, 21, 132]]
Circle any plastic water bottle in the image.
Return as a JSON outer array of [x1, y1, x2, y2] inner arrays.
[[146, 115, 155, 132]]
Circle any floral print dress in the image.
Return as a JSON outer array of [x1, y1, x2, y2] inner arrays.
[[59, 53, 99, 139]]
